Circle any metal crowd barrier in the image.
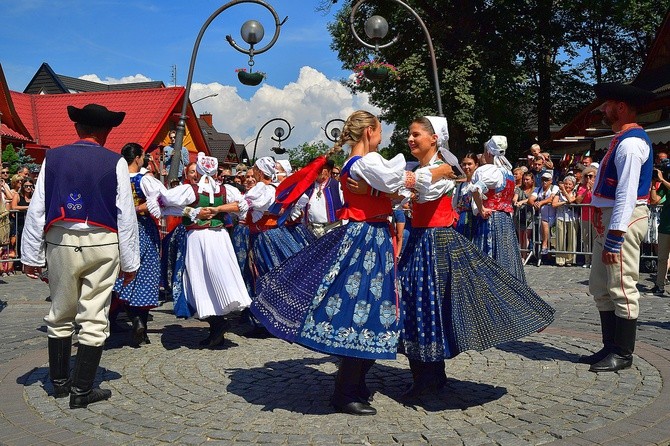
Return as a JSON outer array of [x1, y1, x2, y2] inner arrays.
[[512, 202, 661, 269], [0, 209, 23, 270]]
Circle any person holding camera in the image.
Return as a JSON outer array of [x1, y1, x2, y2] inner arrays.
[[649, 159, 670, 297]]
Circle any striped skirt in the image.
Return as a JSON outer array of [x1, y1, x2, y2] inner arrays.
[[399, 226, 554, 361], [472, 211, 526, 283]]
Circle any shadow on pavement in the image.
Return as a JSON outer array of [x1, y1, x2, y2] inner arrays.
[[16, 364, 121, 398], [495, 339, 583, 362], [158, 324, 239, 351], [226, 358, 507, 415], [639, 320, 670, 330]]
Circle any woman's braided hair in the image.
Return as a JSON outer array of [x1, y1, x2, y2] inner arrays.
[[327, 110, 378, 157]]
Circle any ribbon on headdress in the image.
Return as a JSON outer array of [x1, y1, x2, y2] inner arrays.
[[485, 135, 513, 171], [195, 152, 219, 204], [425, 116, 464, 176]]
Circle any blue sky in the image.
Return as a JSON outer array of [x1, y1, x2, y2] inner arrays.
[[1, 1, 391, 160]]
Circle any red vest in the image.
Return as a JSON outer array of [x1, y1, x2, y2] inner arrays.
[[246, 213, 278, 234], [484, 177, 515, 213], [338, 169, 392, 222], [412, 195, 458, 228]]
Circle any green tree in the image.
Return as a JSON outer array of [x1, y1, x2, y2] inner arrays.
[[1, 144, 20, 173], [288, 141, 347, 169]]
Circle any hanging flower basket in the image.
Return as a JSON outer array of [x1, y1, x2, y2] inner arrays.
[[236, 68, 266, 86], [354, 60, 400, 84], [363, 67, 390, 81]]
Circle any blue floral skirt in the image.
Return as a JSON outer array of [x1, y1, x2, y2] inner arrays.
[[113, 215, 160, 308], [251, 221, 401, 360], [472, 211, 526, 283], [455, 209, 476, 241], [399, 226, 554, 362]]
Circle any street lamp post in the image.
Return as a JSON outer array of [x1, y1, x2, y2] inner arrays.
[[168, 0, 287, 184], [252, 118, 293, 163], [191, 93, 219, 105], [322, 118, 345, 143], [349, 0, 443, 117]]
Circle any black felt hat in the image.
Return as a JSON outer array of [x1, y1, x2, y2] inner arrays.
[[594, 82, 656, 107], [67, 103, 125, 128]]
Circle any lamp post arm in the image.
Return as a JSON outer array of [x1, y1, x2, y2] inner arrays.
[[252, 118, 292, 164], [349, 0, 443, 117], [169, 0, 286, 183]]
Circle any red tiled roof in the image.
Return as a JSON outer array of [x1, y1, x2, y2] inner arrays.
[[10, 88, 207, 154], [0, 123, 32, 141]]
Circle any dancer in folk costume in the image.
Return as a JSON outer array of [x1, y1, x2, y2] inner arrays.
[[111, 143, 165, 346], [244, 157, 315, 291], [398, 116, 555, 398], [467, 136, 527, 282], [453, 152, 479, 240], [147, 153, 251, 348], [250, 110, 454, 416]]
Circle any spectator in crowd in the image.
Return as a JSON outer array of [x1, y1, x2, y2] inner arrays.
[[11, 177, 33, 268], [163, 130, 190, 184], [529, 171, 558, 256], [541, 152, 555, 170], [575, 166, 596, 267], [529, 155, 547, 187], [331, 165, 341, 179], [0, 167, 13, 207], [553, 175, 577, 266], [581, 156, 593, 167], [513, 167, 524, 188], [513, 172, 536, 261], [17, 165, 30, 179], [649, 166, 670, 296]]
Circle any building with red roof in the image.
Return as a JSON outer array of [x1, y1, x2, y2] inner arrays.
[[0, 63, 210, 166]]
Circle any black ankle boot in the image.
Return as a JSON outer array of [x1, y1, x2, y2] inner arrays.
[[127, 307, 147, 347], [590, 317, 637, 373], [579, 311, 616, 364], [332, 358, 376, 415], [140, 311, 150, 344], [401, 360, 435, 400], [206, 316, 229, 348], [48, 336, 72, 398], [69, 344, 111, 409], [359, 359, 375, 402]]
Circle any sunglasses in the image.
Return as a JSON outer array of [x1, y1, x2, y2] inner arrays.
[[24, 185, 34, 188], [1, 171, 8, 174], [542, 178, 552, 181]]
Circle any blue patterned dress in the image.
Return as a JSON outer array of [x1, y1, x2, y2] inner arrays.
[[113, 173, 160, 308], [399, 174, 554, 361], [251, 154, 405, 359], [454, 181, 476, 240]]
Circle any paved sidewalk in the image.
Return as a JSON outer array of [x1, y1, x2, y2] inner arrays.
[[0, 266, 669, 446]]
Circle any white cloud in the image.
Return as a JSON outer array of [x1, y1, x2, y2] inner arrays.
[[188, 66, 394, 162], [79, 73, 154, 84]]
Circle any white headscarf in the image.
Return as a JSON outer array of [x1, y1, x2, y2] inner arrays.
[[276, 159, 292, 176], [196, 152, 220, 204], [425, 116, 464, 176], [254, 156, 277, 182], [485, 135, 513, 171]]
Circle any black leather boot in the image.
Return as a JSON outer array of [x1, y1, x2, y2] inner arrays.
[[126, 306, 147, 347], [140, 310, 150, 344], [206, 316, 229, 348], [358, 359, 375, 402], [579, 311, 616, 364], [331, 358, 376, 415], [589, 316, 637, 373], [48, 336, 71, 398], [401, 359, 437, 400], [69, 344, 112, 409]]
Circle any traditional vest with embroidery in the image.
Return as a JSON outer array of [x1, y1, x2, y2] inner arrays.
[[483, 169, 515, 214], [593, 126, 653, 201], [338, 156, 392, 222], [130, 173, 148, 216], [45, 141, 119, 232], [304, 177, 344, 224], [182, 184, 228, 230], [454, 183, 472, 213], [247, 184, 279, 233]]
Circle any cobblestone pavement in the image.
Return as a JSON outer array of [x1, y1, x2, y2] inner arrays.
[[0, 266, 669, 446]]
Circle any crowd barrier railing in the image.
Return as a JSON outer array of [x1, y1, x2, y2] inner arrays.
[[512, 202, 661, 269]]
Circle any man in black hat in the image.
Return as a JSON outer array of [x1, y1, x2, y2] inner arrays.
[[579, 83, 655, 372], [22, 103, 140, 408]]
